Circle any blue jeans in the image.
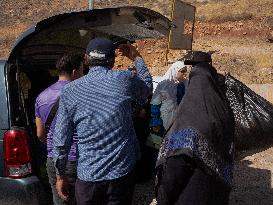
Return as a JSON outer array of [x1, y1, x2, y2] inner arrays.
[[46, 158, 77, 205]]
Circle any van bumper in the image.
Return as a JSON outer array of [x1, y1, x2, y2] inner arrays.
[[0, 176, 49, 205]]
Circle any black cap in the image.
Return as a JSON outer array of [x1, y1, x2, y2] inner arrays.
[[184, 51, 212, 65], [86, 37, 115, 60]]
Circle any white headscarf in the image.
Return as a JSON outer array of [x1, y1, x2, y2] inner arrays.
[[161, 61, 185, 82], [151, 61, 187, 129], [152, 61, 186, 92]]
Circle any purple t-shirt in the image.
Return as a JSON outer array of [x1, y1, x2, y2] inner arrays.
[[35, 80, 77, 161]]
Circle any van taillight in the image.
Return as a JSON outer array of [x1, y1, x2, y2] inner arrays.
[[4, 129, 32, 178]]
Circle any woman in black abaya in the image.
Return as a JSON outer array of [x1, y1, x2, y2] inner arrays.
[[155, 51, 235, 205]]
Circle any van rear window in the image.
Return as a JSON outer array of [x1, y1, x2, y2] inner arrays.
[[7, 65, 27, 127]]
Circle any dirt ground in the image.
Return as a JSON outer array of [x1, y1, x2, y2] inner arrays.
[[132, 147, 273, 205], [1, 1, 273, 204]]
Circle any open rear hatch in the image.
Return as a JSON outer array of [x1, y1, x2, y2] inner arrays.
[[5, 4, 196, 127], [5, 6, 176, 145], [8, 7, 173, 67]]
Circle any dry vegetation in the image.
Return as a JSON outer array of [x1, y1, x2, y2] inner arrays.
[[196, 0, 273, 22], [0, 0, 272, 84]]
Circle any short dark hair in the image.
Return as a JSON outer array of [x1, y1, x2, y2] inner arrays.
[[56, 54, 83, 75]]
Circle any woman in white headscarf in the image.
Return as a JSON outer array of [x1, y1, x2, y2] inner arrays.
[[150, 61, 188, 134], [144, 61, 188, 179]]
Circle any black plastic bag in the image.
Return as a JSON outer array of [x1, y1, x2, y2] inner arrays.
[[225, 75, 273, 149]]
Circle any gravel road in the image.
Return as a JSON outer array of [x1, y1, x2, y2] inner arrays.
[[133, 147, 273, 205]]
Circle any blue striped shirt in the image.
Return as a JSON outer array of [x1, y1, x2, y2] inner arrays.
[[53, 57, 152, 181]]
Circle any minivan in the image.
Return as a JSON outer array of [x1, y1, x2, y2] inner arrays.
[[0, 4, 195, 204]]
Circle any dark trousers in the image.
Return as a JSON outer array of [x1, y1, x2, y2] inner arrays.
[[75, 171, 135, 205], [136, 146, 158, 182], [46, 158, 77, 205], [156, 155, 230, 205]]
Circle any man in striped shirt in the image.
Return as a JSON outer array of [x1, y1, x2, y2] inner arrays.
[[53, 38, 152, 205]]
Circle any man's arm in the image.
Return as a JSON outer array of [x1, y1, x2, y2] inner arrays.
[[52, 93, 74, 202], [133, 57, 153, 100], [118, 43, 152, 101], [35, 117, 46, 144], [35, 97, 46, 144]]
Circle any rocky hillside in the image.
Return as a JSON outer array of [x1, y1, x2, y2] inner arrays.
[[0, 0, 273, 83], [1, 2, 273, 204]]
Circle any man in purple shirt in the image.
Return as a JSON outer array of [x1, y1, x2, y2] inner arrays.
[[35, 54, 84, 205]]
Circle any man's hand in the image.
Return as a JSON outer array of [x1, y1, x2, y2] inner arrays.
[[152, 126, 161, 133], [56, 175, 69, 202], [137, 108, 146, 118], [118, 43, 142, 61]]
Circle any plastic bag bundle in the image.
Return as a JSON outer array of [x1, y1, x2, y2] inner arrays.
[[225, 75, 273, 149]]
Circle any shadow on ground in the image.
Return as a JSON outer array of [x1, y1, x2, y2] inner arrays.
[[133, 179, 155, 205], [133, 158, 273, 205], [229, 159, 273, 205]]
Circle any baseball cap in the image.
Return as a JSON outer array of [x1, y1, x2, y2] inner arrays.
[[86, 37, 115, 60], [184, 51, 212, 65]]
